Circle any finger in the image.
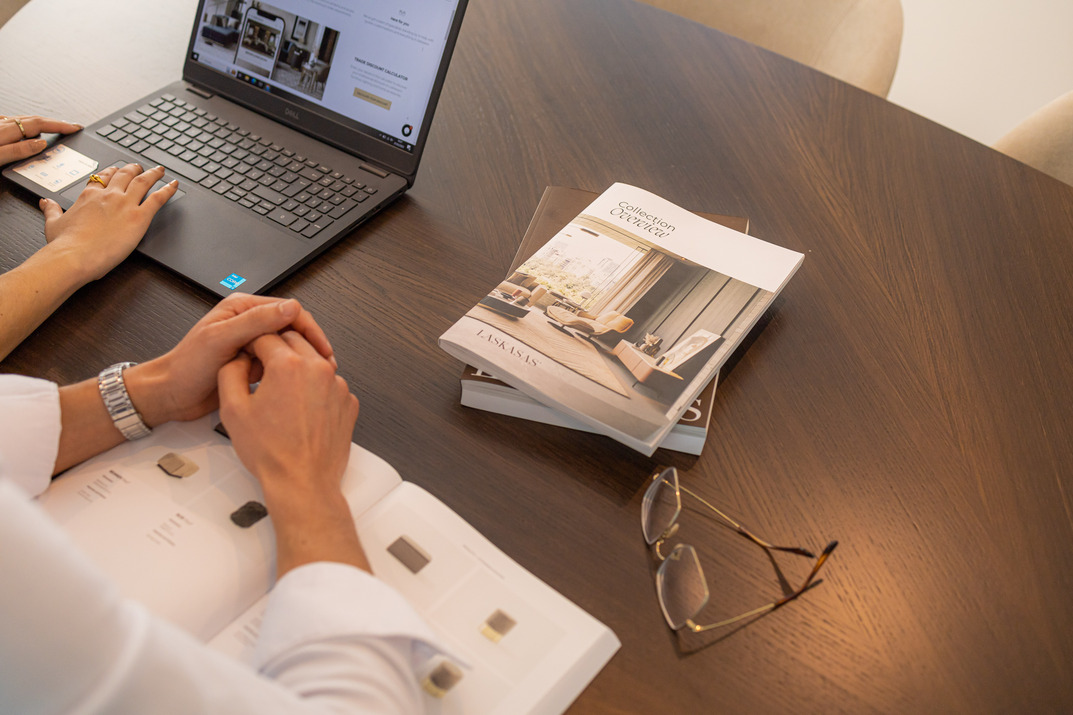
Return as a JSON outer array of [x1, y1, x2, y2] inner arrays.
[[280, 329, 322, 359], [246, 332, 295, 367], [344, 382, 361, 420], [212, 292, 280, 320], [218, 353, 255, 410], [11, 116, 82, 137], [88, 166, 119, 187], [38, 198, 63, 223], [246, 357, 266, 385], [212, 299, 309, 356], [0, 118, 30, 145], [106, 163, 144, 191], [0, 138, 48, 165], [78, 166, 117, 197], [139, 179, 180, 212], [285, 306, 335, 363], [189, 293, 283, 338], [126, 164, 166, 193]]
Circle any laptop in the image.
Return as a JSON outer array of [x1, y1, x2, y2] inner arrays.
[[2, 0, 468, 297]]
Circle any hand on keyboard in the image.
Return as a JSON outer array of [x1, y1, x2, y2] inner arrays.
[[39, 163, 178, 282]]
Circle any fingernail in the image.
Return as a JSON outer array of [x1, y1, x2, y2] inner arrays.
[[31, 139, 47, 151], [279, 299, 299, 316], [169, 179, 179, 187]]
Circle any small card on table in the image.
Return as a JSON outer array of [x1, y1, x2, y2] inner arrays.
[[12, 144, 98, 192]]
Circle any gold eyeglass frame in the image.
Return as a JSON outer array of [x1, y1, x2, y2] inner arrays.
[[642, 466, 838, 632]]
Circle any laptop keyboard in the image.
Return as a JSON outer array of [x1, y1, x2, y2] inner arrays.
[[95, 93, 381, 240]]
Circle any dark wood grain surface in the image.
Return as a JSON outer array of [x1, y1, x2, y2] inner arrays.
[[4, 0, 1073, 712]]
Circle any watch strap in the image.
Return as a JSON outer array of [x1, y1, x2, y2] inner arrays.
[[98, 362, 152, 441]]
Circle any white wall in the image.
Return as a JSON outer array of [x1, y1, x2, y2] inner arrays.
[[888, 0, 1073, 146]]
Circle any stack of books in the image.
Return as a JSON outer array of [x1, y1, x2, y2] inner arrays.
[[440, 184, 802, 457]]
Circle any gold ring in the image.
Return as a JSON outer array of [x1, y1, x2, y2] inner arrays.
[[88, 174, 106, 186], [12, 118, 27, 139]]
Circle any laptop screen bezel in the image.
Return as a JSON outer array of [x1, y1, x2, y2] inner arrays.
[[180, 0, 468, 184]]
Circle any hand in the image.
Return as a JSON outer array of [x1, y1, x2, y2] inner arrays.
[[218, 331, 359, 491], [217, 330, 366, 575], [126, 293, 336, 427], [0, 114, 81, 165], [39, 164, 178, 283]]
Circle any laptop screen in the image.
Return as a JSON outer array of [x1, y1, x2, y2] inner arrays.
[[187, 0, 463, 157]]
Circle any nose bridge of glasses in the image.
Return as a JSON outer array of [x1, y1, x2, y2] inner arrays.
[[651, 522, 681, 561]]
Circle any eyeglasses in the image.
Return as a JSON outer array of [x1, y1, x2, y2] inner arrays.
[[642, 466, 838, 632]]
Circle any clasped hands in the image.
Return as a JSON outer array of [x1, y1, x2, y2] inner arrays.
[[126, 293, 359, 503]]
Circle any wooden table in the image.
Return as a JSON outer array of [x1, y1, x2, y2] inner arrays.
[[4, 0, 1073, 712]]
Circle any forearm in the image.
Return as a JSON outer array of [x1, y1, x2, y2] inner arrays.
[[53, 360, 179, 474], [261, 484, 371, 577], [0, 243, 88, 360]]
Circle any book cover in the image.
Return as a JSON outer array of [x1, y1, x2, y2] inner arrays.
[[507, 186, 750, 274], [36, 415, 620, 715], [439, 183, 803, 456], [457, 186, 742, 456]]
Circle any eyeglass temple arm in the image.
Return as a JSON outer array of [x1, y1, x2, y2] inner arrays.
[[794, 540, 838, 592], [683, 541, 838, 634], [678, 484, 816, 558]]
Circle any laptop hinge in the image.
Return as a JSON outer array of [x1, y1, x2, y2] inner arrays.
[[359, 163, 389, 178], [187, 85, 214, 99]]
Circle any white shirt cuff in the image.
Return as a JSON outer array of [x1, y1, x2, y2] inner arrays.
[[252, 562, 448, 669], [0, 375, 60, 497]]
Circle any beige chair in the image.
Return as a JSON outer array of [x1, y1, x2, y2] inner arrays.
[[637, 0, 903, 97], [527, 285, 556, 310], [0, 0, 31, 29], [546, 306, 635, 338], [993, 90, 1073, 187]]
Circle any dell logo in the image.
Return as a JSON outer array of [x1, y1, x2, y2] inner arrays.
[[284, 107, 300, 121]]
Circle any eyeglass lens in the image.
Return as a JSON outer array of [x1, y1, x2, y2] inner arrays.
[[642, 467, 680, 544], [656, 543, 710, 629]]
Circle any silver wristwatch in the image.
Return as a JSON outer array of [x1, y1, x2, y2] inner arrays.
[[98, 362, 152, 440]]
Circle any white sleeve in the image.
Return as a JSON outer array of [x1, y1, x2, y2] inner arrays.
[[0, 375, 60, 497], [254, 564, 446, 712], [0, 479, 441, 715]]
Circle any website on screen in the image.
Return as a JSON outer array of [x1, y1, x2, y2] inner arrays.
[[191, 0, 458, 151]]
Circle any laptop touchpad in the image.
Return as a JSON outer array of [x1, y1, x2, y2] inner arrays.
[[61, 161, 186, 206]]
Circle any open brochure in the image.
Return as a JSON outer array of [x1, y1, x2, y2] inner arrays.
[[439, 183, 803, 455], [36, 415, 619, 715]]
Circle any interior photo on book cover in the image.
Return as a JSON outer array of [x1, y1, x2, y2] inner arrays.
[[440, 184, 802, 454]]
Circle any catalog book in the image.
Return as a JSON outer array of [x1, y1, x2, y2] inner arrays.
[[439, 183, 803, 456], [36, 415, 620, 715], [456, 185, 743, 456], [461, 365, 718, 456]]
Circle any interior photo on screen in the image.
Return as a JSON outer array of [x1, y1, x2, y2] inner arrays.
[[195, 0, 339, 102]]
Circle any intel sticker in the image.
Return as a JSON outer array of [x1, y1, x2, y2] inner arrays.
[[220, 273, 247, 290]]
